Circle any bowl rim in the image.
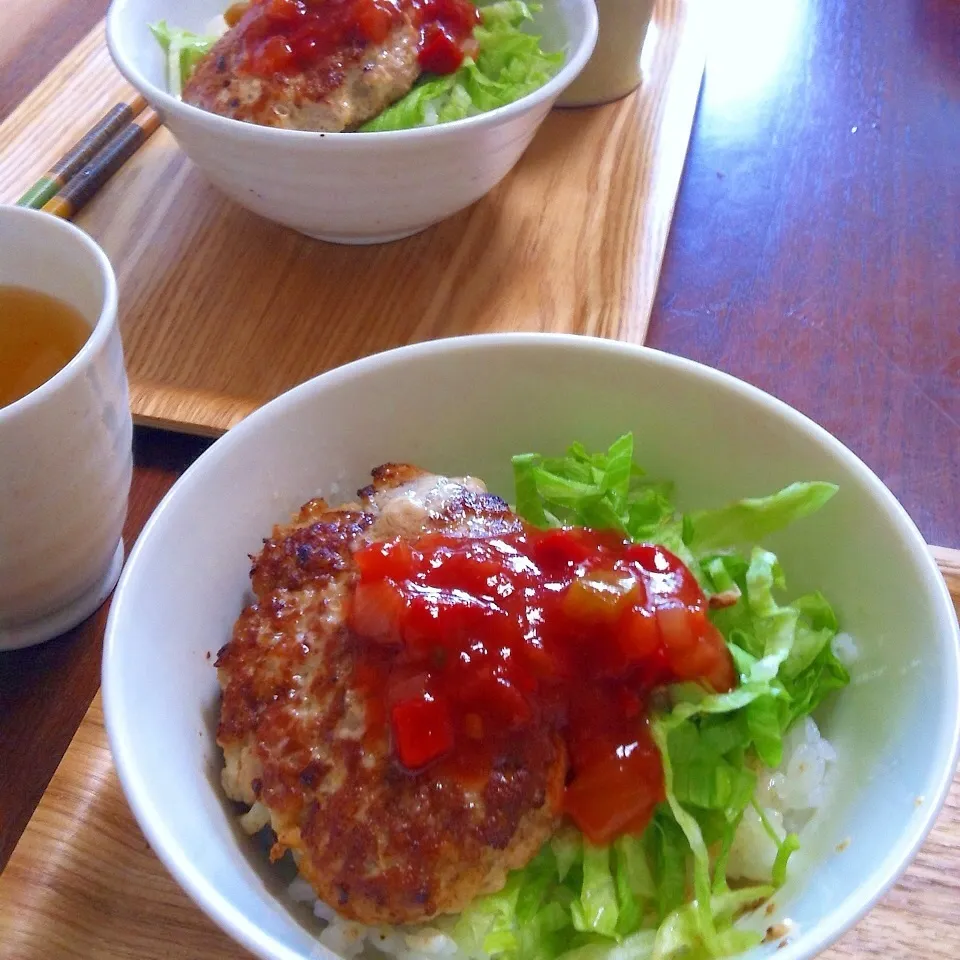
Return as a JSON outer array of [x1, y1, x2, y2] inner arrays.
[[103, 333, 960, 960], [105, 0, 600, 145]]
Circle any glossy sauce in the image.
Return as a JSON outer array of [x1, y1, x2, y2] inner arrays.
[[0, 285, 90, 410], [235, 0, 481, 78], [348, 526, 736, 844]]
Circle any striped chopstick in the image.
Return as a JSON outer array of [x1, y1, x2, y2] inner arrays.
[[40, 107, 161, 221], [17, 95, 149, 210]]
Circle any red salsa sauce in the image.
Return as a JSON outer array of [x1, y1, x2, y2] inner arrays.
[[235, 0, 481, 79], [348, 526, 736, 846]]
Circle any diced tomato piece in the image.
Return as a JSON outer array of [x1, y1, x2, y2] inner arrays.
[[531, 528, 595, 573], [355, 540, 416, 583], [656, 605, 696, 653], [349, 580, 405, 643], [565, 686, 639, 770], [565, 732, 609, 774], [413, 0, 481, 29], [563, 740, 665, 845], [458, 669, 531, 728], [265, 0, 303, 23], [356, 0, 395, 43], [418, 23, 464, 74], [617, 687, 642, 720], [391, 695, 454, 769], [618, 606, 662, 661], [516, 631, 563, 681], [254, 34, 296, 73], [428, 542, 501, 592], [624, 543, 675, 572], [401, 591, 446, 655], [290, 31, 321, 65], [620, 804, 661, 836], [664, 615, 736, 692], [702, 651, 736, 693], [464, 712, 484, 740], [386, 670, 430, 707], [488, 675, 532, 725], [414, 531, 454, 555], [350, 658, 388, 735], [562, 571, 639, 623]]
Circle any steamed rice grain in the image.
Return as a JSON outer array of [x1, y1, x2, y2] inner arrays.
[[727, 715, 838, 882]]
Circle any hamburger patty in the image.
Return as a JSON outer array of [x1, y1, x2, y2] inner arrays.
[[183, 16, 420, 132], [216, 465, 566, 924]]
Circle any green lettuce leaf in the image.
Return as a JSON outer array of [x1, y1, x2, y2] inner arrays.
[[510, 433, 679, 544], [362, 1, 563, 131], [614, 834, 655, 935], [149, 21, 218, 97], [666, 717, 756, 812], [686, 482, 838, 552], [645, 810, 688, 922], [560, 931, 657, 960], [453, 868, 524, 956], [651, 887, 772, 960], [781, 642, 850, 726], [571, 844, 619, 937], [745, 695, 786, 768]]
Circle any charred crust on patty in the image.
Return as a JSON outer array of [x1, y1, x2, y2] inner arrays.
[[250, 511, 374, 595]]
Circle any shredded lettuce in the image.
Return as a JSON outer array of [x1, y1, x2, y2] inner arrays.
[[149, 2, 561, 130], [362, 2, 562, 131], [571, 843, 620, 937], [149, 21, 218, 98], [450, 434, 849, 960], [686, 481, 839, 553]]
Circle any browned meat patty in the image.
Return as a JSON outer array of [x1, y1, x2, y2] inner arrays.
[[183, 2, 421, 132], [216, 465, 566, 925]]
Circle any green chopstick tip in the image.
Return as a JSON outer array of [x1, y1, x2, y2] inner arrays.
[[17, 177, 61, 210]]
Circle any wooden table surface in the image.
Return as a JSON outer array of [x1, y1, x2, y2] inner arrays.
[[1, 0, 958, 929]]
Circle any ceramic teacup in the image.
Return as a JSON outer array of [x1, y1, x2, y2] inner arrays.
[[0, 206, 132, 649], [558, 0, 655, 107]]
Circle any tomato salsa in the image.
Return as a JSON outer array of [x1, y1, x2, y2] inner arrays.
[[235, 0, 481, 78], [348, 526, 736, 846]]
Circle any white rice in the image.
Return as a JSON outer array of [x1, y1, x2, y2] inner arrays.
[[288, 876, 473, 960], [726, 715, 838, 882], [831, 632, 860, 668]]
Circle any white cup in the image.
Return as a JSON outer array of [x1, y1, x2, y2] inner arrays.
[[0, 207, 132, 650], [557, 0, 655, 107]]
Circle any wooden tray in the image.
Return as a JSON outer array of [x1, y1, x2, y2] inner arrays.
[[0, 549, 958, 959], [0, 0, 705, 437]]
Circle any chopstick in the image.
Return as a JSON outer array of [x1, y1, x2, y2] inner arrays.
[[17, 95, 148, 209], [16, 96, 161, 221], [40, 108, 161, 220]]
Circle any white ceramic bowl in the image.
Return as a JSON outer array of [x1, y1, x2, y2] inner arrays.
[[103, 334, 960, 960], [105, 0, 598, 243]]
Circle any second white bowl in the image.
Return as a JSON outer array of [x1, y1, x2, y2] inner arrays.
[[106, 0, 598, 244]]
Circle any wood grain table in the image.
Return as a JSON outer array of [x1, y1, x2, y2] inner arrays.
[[1, 0, 958, 955]]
